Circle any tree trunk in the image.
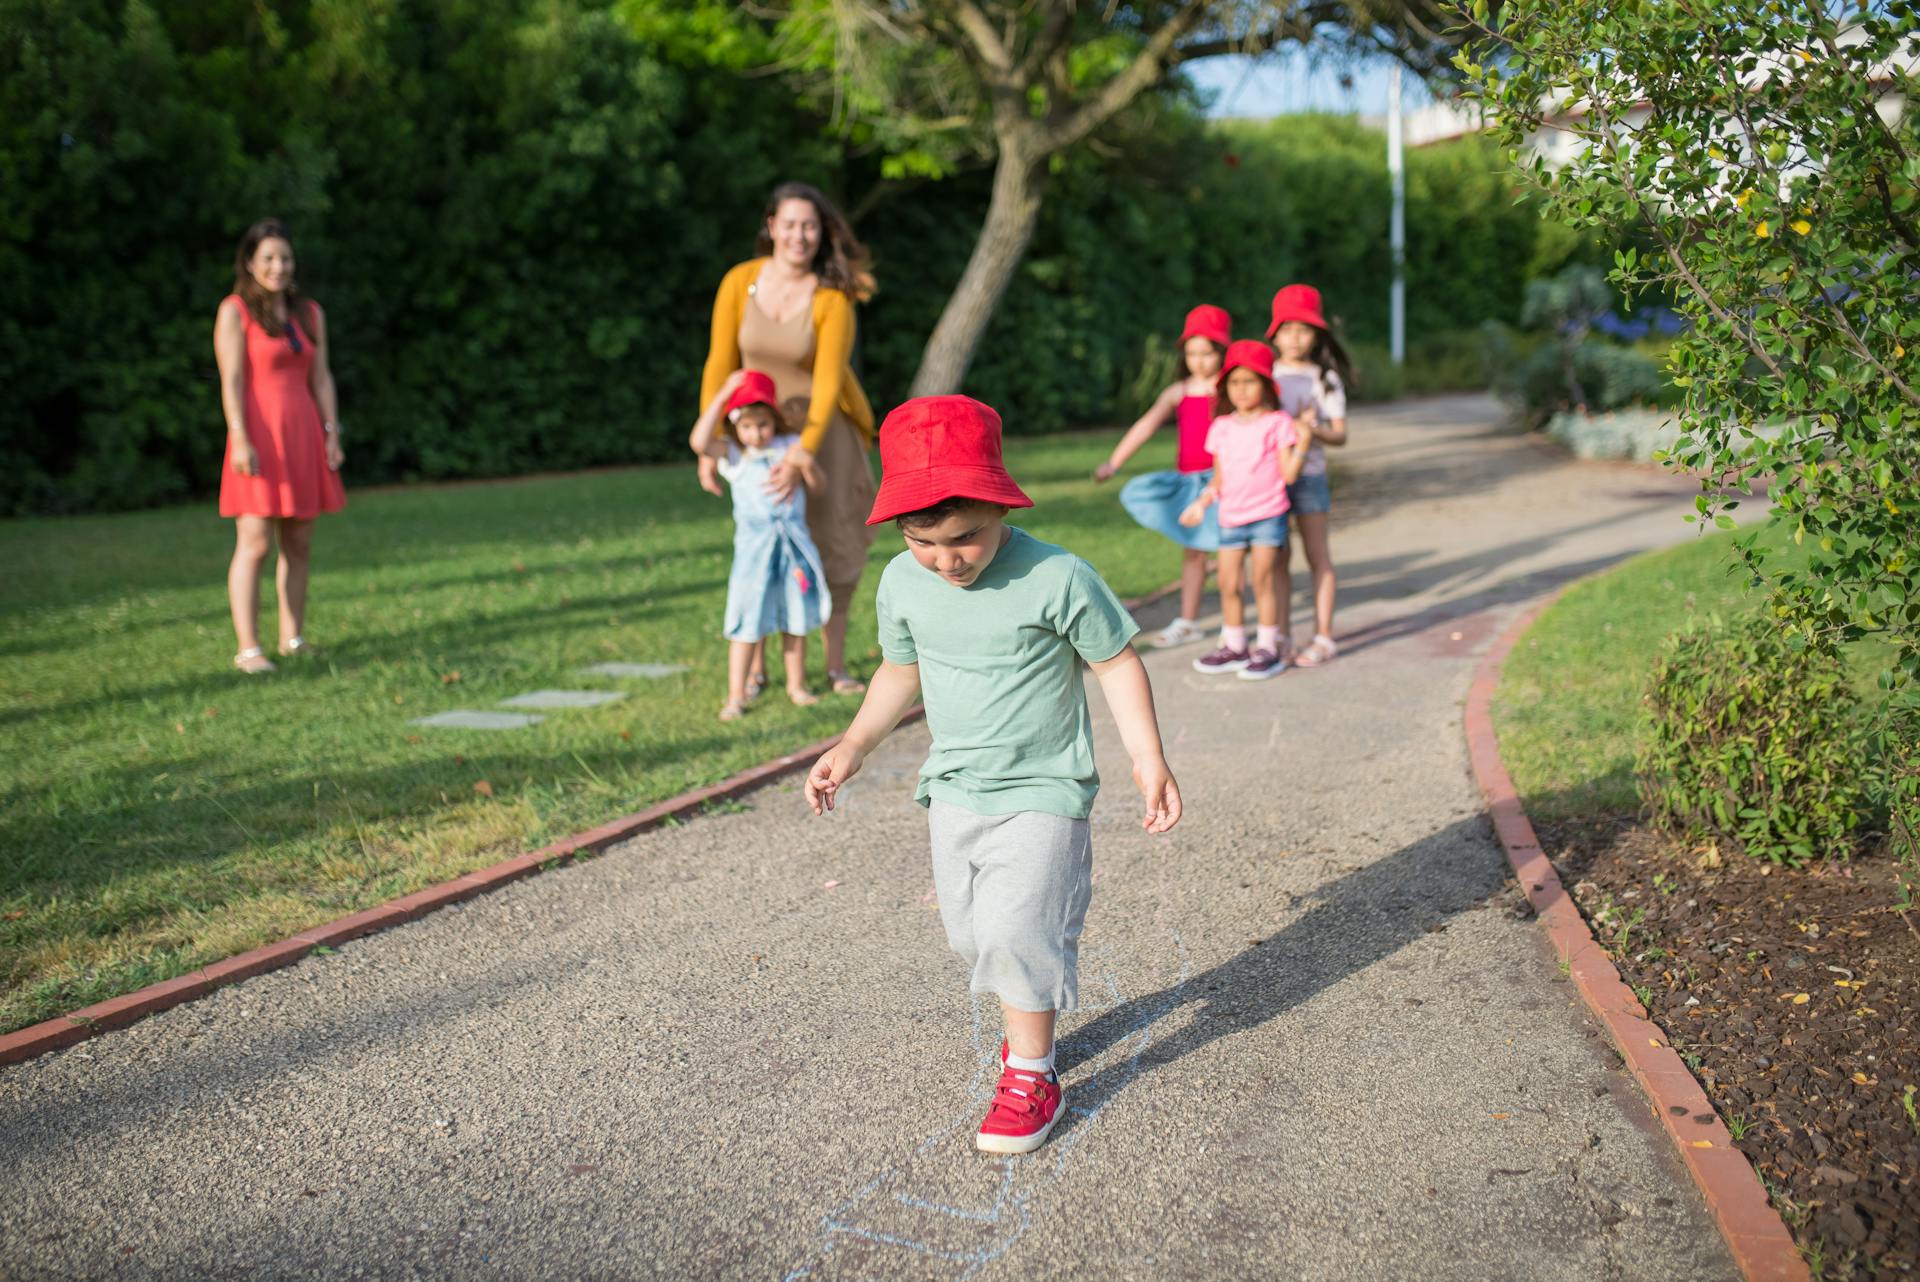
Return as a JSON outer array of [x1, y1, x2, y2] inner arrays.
[[908, 140, 1045, 398]]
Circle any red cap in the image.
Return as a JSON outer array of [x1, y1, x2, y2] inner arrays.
[[1179, 304, 1232, 348], [1266, 284, 1329, 337], [1218, 339, 1276, 389], [725, 370, 780, 421], [866, 395, 1034, 525]]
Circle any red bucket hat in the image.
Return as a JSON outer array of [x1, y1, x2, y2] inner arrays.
[[1217, 338, 1276, 389], [866, 395, 1034, 526], [1179, 304, 1232, 348], [725, 370, 780, 422], [1266, 284, 1329, 337]]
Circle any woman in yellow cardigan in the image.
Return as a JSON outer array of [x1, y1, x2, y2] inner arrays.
[[700, 182, 878, 694]]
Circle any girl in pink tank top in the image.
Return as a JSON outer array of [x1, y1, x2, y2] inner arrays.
[[1094, 304, 1232, 648]]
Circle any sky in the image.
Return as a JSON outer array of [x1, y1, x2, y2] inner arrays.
[[1182, 47, 1438, 118]]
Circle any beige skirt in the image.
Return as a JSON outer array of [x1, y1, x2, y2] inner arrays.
[[801, 411, 878, 590]]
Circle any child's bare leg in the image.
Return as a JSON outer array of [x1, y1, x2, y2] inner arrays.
[[1299, 511, 1337, 639], [1003, 1004, 1057, 1062], [1250, 544, 1281, 630], [1216, 548, 1246, 629], [1179, 548, 1207, 622], [782, 633, 817, 706], [721, 640, 754, 719], [746, 638, 767, 694], [1273, 527, 1295, 645]]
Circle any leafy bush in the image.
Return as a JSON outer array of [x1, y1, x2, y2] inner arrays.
[[1467, 0, 1920, 686], [1488, 265, 1673, 426], [1638, 614, 1869, 865], [1877, 705, 1920, 904], [1500, 342, 1671, 427]]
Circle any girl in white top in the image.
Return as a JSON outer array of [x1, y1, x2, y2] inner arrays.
[[1266, 284, 1353, 668]]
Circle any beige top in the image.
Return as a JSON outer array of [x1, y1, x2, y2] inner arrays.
[[738, 296, 821, 426]]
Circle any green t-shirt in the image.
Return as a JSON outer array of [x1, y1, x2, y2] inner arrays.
[[875, 526, 1140, 819]]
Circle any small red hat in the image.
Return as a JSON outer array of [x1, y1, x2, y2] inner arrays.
[[866, 395, 1034, 526], [725, 370, 780, 421], [1217, 339, 1277, 389], [1266, 284, 1329, 337], [1179, 304, 1232, 348]]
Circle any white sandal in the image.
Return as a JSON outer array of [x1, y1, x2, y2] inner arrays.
[[1294, 634, 1339, 667], [278, 635, 310, 657], [234, 646, 277, 674]]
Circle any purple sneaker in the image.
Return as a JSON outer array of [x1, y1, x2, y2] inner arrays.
[[1238, 648, 1288, 680], [1192, 645, 1250, 674]]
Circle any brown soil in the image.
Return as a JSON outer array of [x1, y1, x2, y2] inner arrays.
[[1541, 817, 1919, 1280]]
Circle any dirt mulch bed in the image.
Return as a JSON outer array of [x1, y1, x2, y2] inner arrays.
[[1540, 817, 1919, 1280]]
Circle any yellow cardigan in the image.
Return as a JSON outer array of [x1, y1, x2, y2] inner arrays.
[[699, 258, 876, 453]]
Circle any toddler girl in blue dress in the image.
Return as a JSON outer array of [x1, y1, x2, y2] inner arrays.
[[690, 369, 833, 721]]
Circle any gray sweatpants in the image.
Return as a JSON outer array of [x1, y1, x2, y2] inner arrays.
[[927, 799, 1094, 1013]]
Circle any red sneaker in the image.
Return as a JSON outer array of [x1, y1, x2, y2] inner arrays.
[[976, 1064, 1063, 1155]]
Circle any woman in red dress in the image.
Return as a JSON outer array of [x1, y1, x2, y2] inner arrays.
[[214, 218, 345, 673]]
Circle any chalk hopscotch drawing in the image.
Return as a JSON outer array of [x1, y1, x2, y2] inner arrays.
[[781, 930, 1190, 1282]]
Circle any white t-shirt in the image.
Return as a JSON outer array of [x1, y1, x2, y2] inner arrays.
[[1273, 368, 1346, 478]]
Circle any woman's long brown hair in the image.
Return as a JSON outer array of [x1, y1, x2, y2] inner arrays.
[[232, 217, 309, 339], [755, 182, 876, 302]]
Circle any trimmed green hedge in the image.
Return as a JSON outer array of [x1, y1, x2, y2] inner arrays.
[[2, 1, 1601, 515]]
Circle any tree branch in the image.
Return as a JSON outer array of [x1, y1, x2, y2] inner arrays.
[[1017, 1, 1075, 83], [1037, 0, 1210, 153], [1174, 0, 1348, 62], [930, 0, 1014, 79]]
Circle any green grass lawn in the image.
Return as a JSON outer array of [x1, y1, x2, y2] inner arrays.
[[0, 430, 1194, 1033], [1493, 522, 1888, 823]]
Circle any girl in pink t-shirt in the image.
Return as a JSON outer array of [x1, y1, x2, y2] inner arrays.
[[1179, 341, 1312, 681], [1094, 304, 1231, 648]]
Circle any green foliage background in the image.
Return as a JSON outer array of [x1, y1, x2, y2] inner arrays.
[[3, 0, 1591, 515]]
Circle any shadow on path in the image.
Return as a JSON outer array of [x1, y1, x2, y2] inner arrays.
[[1051, 814, 1513, 1143]]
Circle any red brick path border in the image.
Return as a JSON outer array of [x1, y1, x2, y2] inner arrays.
[[0, 582, 1181, 1070], [1465, 596, 1809, 1282]]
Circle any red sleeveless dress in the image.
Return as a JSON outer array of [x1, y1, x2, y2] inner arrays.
[[218, 295, 346, 519]]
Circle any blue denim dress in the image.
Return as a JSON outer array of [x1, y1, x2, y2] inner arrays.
[[719, 438, 833, 643]]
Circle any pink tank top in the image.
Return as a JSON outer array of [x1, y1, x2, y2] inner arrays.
[[1176, 394, 1214, 473]]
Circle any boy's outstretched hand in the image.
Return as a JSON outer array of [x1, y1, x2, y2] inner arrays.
[[1133, 754, 1182, 833], [805, 741, 866, 815]]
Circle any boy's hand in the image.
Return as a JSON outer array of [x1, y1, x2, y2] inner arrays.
[[805, 741, 866, 815], [1133, 754, 1183, 833]]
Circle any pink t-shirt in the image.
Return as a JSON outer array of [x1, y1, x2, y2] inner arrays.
[[1204, 410, 1298, 527]]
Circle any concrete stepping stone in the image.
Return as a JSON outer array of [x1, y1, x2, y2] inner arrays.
[[578, 662, 689, 679], [499, 689, 626, 710], [410, 710, 545, 730]]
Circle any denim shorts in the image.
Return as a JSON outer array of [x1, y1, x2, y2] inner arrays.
[[1217, 513, 1290, 549], [1288, 471, 1332, 515]]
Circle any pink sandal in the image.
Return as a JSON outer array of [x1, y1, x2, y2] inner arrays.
[[1294, 634, 1338, 667]]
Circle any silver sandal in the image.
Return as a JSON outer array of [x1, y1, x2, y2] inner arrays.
[[234, 646, 277, 674]]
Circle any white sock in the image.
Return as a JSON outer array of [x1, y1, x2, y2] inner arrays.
[[1256, 625, 1281, 653], [1221, 624, 1248, 651], [1007, 1047, 1055, 1075]]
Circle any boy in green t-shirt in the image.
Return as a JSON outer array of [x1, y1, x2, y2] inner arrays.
[[806, 394, 1183, 1155]]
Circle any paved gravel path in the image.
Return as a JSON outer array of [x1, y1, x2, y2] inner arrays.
[[1, 396, 1739, 1281]]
